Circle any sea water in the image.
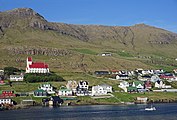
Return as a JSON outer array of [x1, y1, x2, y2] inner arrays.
[[1, 103, 177, 120]]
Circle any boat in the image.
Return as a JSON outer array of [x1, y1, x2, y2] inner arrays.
[[145, 105, 156, 111]]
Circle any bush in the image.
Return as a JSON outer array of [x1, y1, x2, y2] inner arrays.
[[4, 67, 20, 76], [24, 73, 64, 83]]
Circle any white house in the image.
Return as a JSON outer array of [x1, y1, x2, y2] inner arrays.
[[10, 75, 24, 81], [101, 53, 112, 56], [58, 86, 73, 96], [142, 70, 154, 75], [76, 81, 90, 96], [116, 74, 129, 80], [118, 81, 129, 88], [150, 75, 161, 83], [26, 57, 50, 73], [91, 84, 112, 96], [0, 98, 13, 104], [92, 86, 107, 96], [38, 83, 55, 94], [100, 84, 113, 93], [173, 69, 177, 74], [118, 81, 129, 92], [155, 81, 172, 88], [78, 81, 89, 90], [0, 69, 4, 76]]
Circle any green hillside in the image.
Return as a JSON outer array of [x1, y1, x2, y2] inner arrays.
[[0, 8, 177, 73]]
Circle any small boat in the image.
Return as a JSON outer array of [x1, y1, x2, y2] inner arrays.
[[145, 105, 156, 111]]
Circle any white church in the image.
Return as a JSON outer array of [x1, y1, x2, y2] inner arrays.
[[26, 57, 50, 73]]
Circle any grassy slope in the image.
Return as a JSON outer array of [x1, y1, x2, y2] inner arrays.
[[0, 26, 156, 72]]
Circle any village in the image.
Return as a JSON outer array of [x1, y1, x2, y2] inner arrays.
[[1, 56, 177, 110]]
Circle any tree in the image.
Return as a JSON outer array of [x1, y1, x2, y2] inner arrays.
[[4, 67, 20, 76]]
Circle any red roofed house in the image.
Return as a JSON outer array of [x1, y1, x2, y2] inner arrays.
[[26, 57, 50, 73]]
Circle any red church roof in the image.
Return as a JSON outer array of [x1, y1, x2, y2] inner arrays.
[[29, 62, 49, 68], [28, 57, 32, 61]]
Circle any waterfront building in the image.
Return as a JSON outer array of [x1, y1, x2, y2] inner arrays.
[[0, 98, 13, 105]]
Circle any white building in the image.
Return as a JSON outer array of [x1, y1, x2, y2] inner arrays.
[[10, 75, 24, 81], [38, 83, 55, 94], [116, 74, 129, 80], [99, 84, 112, 93], [91, 84, 112, 96], [118, 81, 129, 92], [101, 53, 112, 56], [150, 75, 161, 83], [26, 57, 49, 73], [58, 86, 73, 96], [0, 98, 13, 104], [0, 69, 4, 76], [78, 81, 89, 90], [155, 81, 172, 88]]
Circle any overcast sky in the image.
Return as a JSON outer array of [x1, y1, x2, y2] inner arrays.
[[1, 0, 177, 33]]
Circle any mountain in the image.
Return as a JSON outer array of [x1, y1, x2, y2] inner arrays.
[[0, 8, 177, 72]]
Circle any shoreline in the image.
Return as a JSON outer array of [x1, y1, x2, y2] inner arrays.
[[3, 101, 177, 110]]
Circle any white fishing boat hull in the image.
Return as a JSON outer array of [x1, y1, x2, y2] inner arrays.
[[145, 107, 156, 111]]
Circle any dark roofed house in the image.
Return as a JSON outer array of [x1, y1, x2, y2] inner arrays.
[[78, 81, 89, 90], [94, 71, 110, 76], [76, 81, 90, 96], [50, 96, 63, 106], [160, 73, 175, 80], [34, 89, 47, 97], [138, 75, 151, 81]]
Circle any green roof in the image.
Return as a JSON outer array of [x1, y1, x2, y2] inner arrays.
[[59, 88, 72, 92], [34, 89, 46, 92], [133, 81, 144, 86]]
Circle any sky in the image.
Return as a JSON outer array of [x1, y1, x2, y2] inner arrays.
[[1, 0, 177, 33]]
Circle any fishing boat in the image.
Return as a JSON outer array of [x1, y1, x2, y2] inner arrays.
[[145, 105, 156, 111]]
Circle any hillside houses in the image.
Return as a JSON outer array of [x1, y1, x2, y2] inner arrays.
[[1, 58, 177, 107]]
